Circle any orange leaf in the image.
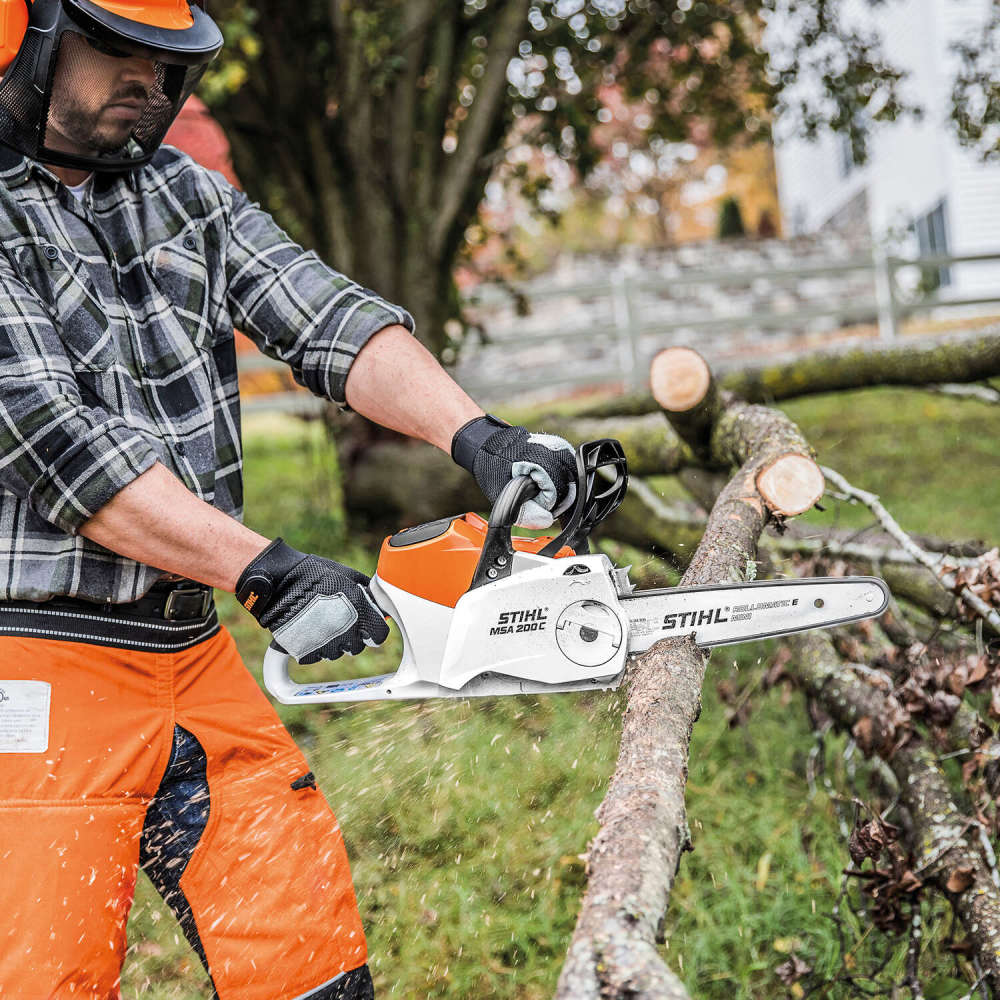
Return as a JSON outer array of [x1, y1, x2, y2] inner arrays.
[[946, 866, 974, 893]]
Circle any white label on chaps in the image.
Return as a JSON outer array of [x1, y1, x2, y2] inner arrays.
[[0, 681, 51, 753]]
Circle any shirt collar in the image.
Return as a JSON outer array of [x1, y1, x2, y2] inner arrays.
[[0, 144, 140, 193]]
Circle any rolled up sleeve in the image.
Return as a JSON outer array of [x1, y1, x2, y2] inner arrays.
[[0, 258, 159, 535], [223, 190, 415, 407]]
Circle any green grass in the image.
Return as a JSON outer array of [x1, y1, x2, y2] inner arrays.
[[121, 388, 998, 998], [784, 387, 1000, 545]]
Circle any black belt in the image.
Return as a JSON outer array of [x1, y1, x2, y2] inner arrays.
[[35, 579, 215, 622], [0, 580, 219, 652], [127, 580, 214, 621]]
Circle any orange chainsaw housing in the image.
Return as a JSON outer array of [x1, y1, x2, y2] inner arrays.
[[376, 512, 574, 609]]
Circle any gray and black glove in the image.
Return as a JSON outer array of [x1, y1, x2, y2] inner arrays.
[[236, 539, 389, 664], [452, 414, 577, 529]]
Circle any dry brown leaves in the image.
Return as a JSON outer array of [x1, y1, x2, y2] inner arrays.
[[846, 810, 924, 933], [945, 865, 975, 894], [945, 547, 1000, 621], [886, 643, 996, 737], [848, 813, 900, 867]]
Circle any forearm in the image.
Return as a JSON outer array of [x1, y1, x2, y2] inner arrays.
[[345, 325, 484, 452], [81, 327, 480, 589], [80, 462, 270, 592]]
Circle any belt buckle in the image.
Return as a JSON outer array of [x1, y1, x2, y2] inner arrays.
[[164, 586, 211, 622]]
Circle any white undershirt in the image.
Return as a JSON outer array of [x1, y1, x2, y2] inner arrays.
[[66, 175, 93, 202]]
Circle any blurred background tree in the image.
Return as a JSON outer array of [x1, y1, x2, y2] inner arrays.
[[202, 0, 921, 355]]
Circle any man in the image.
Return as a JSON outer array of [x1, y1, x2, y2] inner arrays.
[[0, 2, 578, 997]]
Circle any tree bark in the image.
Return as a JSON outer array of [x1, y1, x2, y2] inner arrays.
[[567, 329, 1000, 417], [787, 631, 1000, 992], [555, 393, 821, 996]]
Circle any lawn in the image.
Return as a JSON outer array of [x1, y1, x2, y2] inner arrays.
[[122, 385, 999, 998]]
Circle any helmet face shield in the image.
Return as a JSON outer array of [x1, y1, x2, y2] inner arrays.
[[0, 0, 222, 172]]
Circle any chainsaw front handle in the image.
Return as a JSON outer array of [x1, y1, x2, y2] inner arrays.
[[261, 577, 412, 703], [469, 474, 539, 589]]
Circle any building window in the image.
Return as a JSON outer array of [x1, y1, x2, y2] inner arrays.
[[913, 199, 951, 289]]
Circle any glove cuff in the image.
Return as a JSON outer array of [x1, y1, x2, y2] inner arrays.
[[235, 537, 305, 620], [451, 413, 508, 472]]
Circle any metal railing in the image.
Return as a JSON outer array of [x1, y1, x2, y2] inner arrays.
[[238, 247, 1000, 413]]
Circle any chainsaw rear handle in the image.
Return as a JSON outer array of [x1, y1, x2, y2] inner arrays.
[[263, 641, 298, 703], [262, 575, 399, 703]]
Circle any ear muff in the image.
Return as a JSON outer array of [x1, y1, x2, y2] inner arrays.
[[0, 0, 28, 74], [0, 0, 221, 171]]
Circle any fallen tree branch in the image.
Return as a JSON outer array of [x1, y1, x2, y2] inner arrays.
[[566, 329, 1000, 417], [787, 631, 1000, 992], [649, 347, 720, 462], [556, 384, 823, 997], [721, 330, 1000, 405], [652, 348, 825, 516], [822, 466, 1000, 635]]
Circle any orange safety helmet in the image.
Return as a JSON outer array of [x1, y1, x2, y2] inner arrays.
[[0, 0, 222, 171], [0, 0, 29, 72]]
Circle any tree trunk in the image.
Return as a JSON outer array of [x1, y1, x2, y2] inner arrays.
[[568, 328, 1000, 417], [214, 1, 534, 357], [555, 385, 823, 997]]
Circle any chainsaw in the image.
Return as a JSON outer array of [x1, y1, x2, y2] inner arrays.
[[263, 440, 890, 704]]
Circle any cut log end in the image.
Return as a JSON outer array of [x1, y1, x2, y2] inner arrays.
[[756, 454, 825, 516], [650, 347, 712, 412]]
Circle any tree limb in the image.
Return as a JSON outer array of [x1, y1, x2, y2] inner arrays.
[[555, 393, 818, 996], [430, 0, 530, 256], [567, 329, 1000, 418]]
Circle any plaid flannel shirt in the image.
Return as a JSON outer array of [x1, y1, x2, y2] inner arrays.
[[0, 144, 413, 603]]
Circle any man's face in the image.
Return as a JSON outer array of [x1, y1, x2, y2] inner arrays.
[[46, 32, 158, 156]]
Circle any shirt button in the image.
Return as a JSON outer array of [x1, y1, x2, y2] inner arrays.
[[176, 442, 187, 456], [43, 245, 59, 260], [183, 235, 197, 251]]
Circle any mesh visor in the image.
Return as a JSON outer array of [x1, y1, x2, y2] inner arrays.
[[40, 30, 203, 166], [0, 0, 220, 172]]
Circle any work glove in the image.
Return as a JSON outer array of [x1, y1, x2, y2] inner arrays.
[[452, 414, 577, 529], [236, 539, 389, 663]]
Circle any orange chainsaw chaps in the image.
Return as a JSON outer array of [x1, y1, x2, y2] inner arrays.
[[0, 629, 366, 1000], [376, 511, 575, 608]]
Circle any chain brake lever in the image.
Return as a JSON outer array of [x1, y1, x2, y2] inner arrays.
[[539, 439, 628, 557]]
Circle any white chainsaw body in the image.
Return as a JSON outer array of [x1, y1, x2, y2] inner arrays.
[[261, 551, 889, 704], [263, 552, 630, 703]]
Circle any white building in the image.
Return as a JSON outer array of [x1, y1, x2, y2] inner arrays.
[[773, 0, 1000, 299]]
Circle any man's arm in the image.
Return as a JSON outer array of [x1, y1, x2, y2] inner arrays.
[[343, 325, 483, 451], [81, 326, 481, 589], [80, 462, 270, 591]]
